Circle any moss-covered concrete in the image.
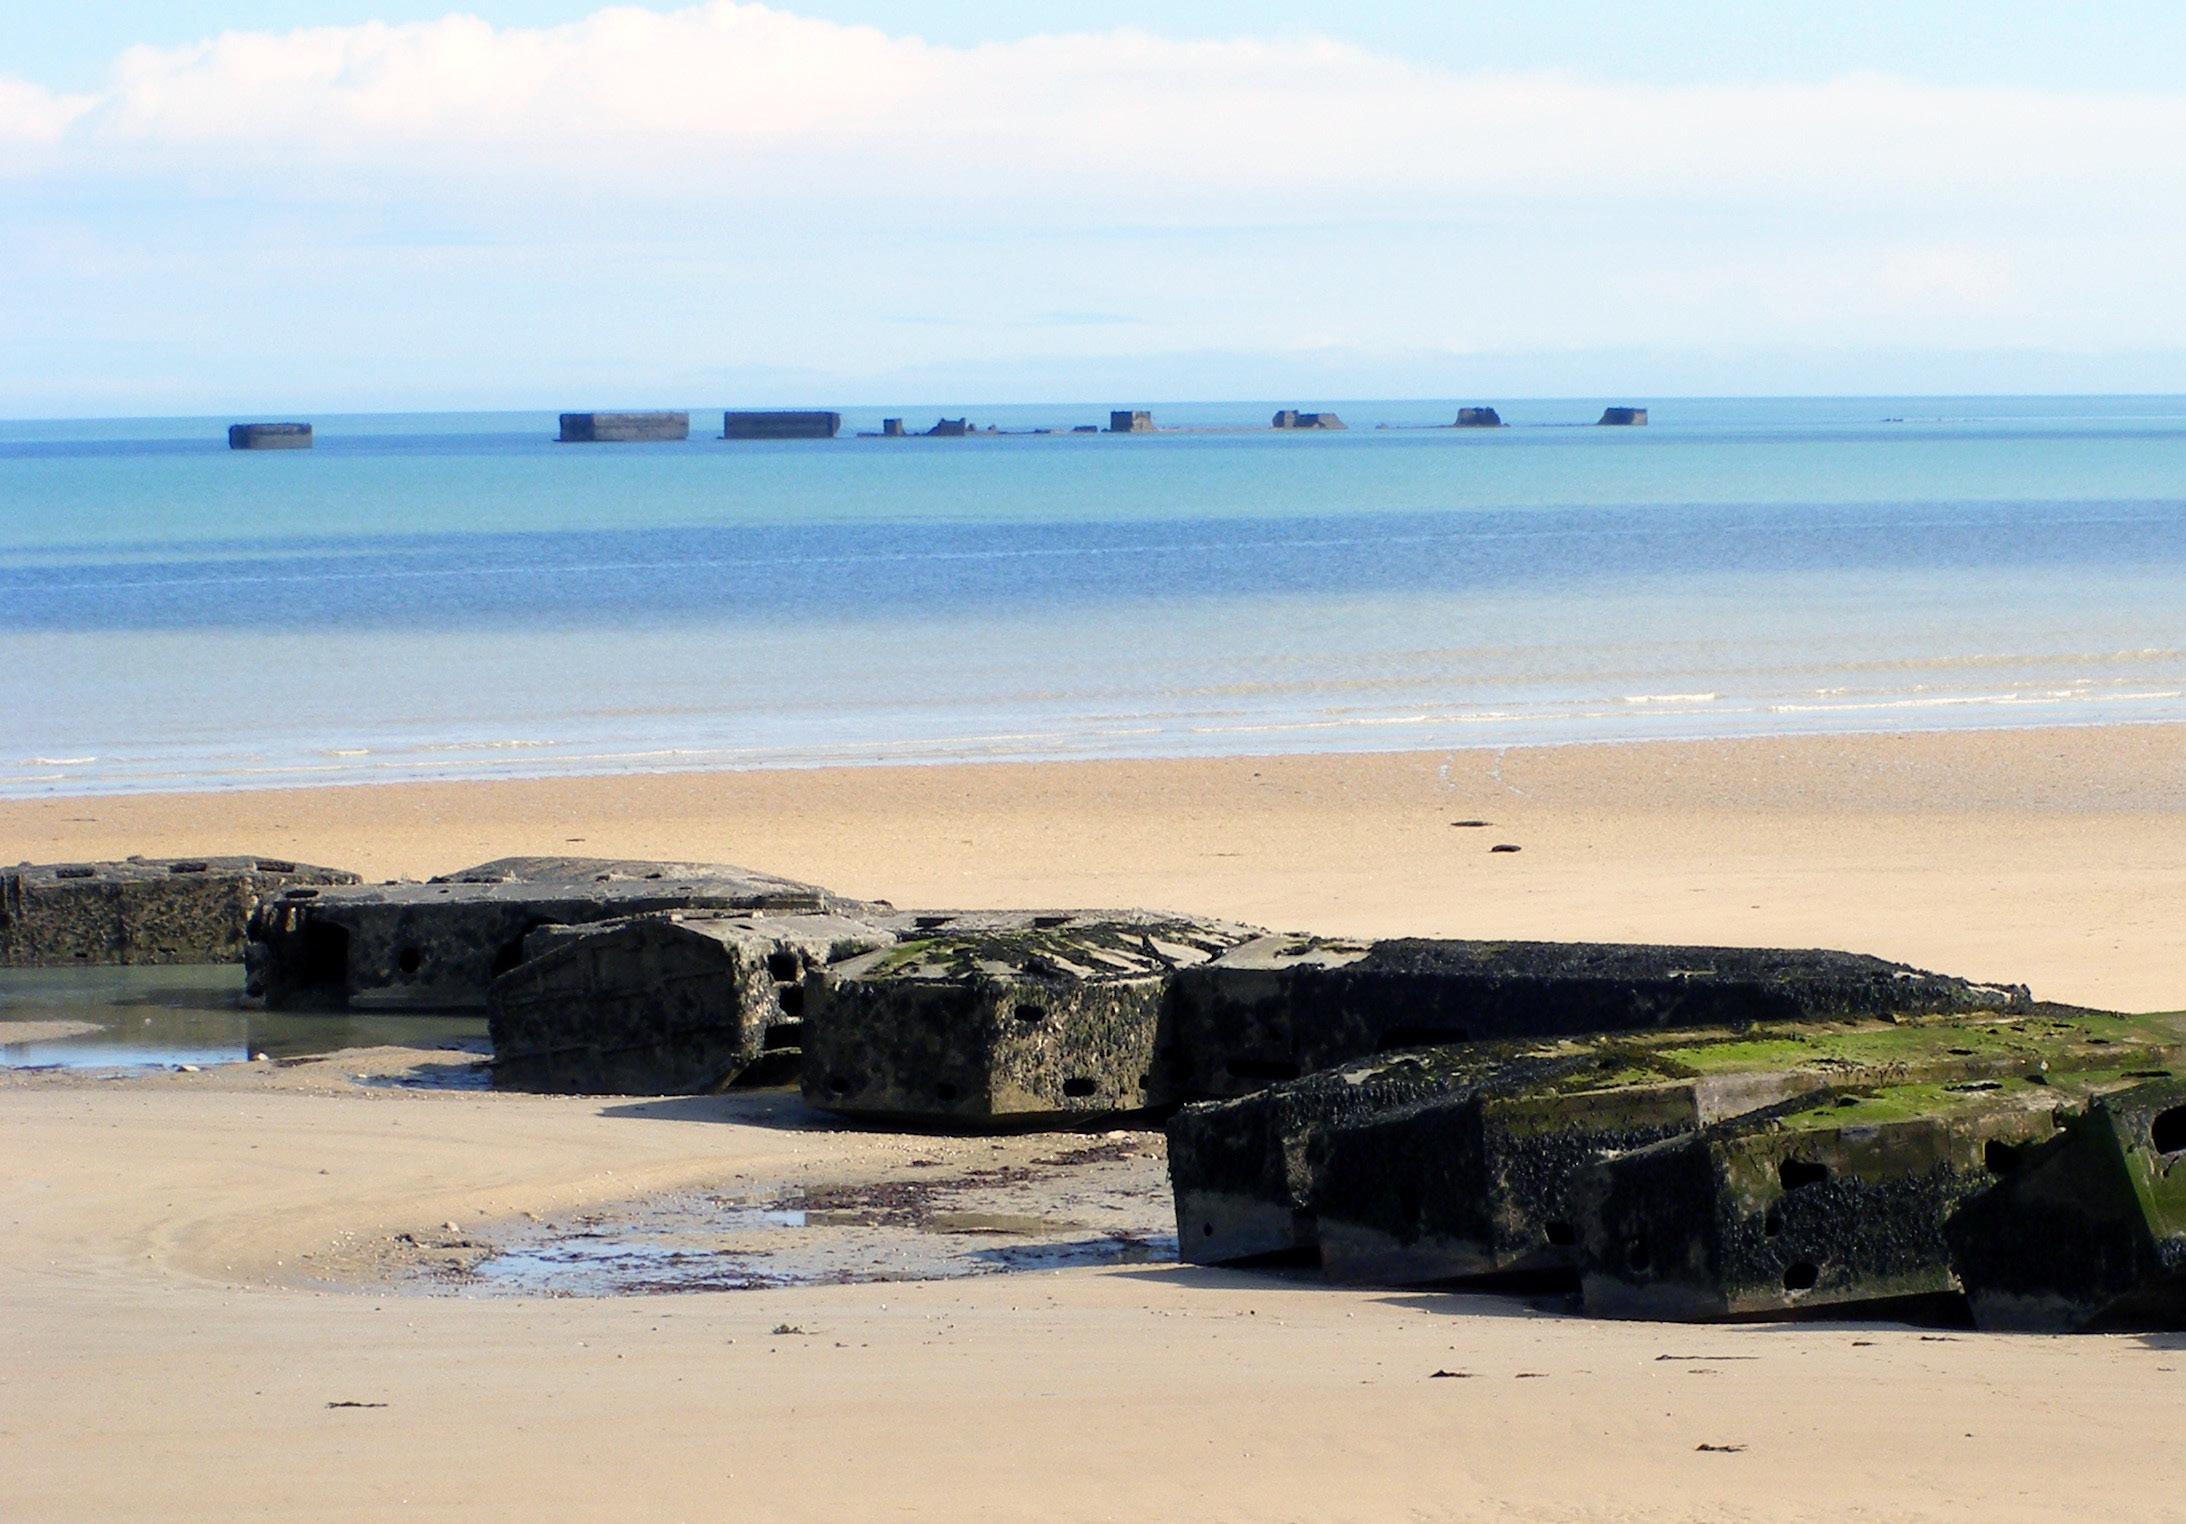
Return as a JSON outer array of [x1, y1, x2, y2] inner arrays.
[[1171, 1008, 2186, 1278], [1166, 937, 2028, 1100], [1573, 1062, 2181, 1321], [1947, 1073, 2186, 1331]]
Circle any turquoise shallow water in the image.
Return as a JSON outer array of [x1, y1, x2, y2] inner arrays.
[[1, 396, 2181, 795]]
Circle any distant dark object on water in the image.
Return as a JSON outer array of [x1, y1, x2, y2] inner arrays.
[[723, 410, 841, 440], [558, 412, 689, 443], [1109, 410, 1156, 434], [1272, 410, 1346, 431], [922, 418, 976, 437], [882, 418, 906, 437], [1454, 407, 1504, 428], [1597, 407, 1649, 427], [228, 423, 311, 450]]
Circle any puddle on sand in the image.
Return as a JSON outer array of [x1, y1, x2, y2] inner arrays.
[[450, 1142, 1178, 1297], [0, 965, 486, 1072]]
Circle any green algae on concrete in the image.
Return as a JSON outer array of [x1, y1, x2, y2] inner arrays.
[[1165, 938, 2029, 1101], [2, 856, 359, 968], [801, 910, 1263, 1125], [248, 857, 862, 1011], [487, 910, 895, 1095], [1571, 1063, 2179, 1321], [1946, 1072, 2186, 1331], [1172, 1007, 2186, 1278]]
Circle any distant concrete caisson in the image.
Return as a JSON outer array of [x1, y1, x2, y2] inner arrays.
[[557, 412, 690, 443], [227, 423, 312, 450], [721, 411, 842, 440]]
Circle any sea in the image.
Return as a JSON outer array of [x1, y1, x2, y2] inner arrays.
[[1, 396, 2181, 798]]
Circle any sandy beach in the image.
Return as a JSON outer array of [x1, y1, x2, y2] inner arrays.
[[4, 723, 2185, 1520]]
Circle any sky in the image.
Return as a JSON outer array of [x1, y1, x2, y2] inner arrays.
[[5, 1, 2186, 414]]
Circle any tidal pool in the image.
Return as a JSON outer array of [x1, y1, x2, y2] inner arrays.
[[0, 964, 486, 1071]]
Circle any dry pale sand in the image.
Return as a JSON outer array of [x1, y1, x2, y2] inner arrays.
[[4, 724, 2185, 1521]]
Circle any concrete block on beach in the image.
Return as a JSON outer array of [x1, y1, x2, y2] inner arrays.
[[1271, 410, 1345, 430], [1454, 407, 1504, 428], [1597, 406, 1649, 426], [246, 856, 864, 1010], [557, 412, 689, 443], [1169, 1005, 2157, 1274], [1311, 1008, 2181, 1287], [1168, 1044, 1514, 1265], [800, 910, 1262, 1125], [488, 909, 895, 1094], [227, 423, 312, 450], [1108, 410, 1156, 433], [722, 410, 841, 440], [3, 856, 359, 968], [1947, 1076, 2186, 1331], [1164, 936, 2030, 1102], [1572, 1057, 2183, 1321]]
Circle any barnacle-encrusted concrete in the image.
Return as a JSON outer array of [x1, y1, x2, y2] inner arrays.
[[2, 856, 358, 967], [801, 910, 1262, 1124], [1572, 1054, 2185, 1321], [1170, 1008, 2186, 1276], [1168, 1044, 1525, 1265], [1947, 1074, 2186, 1331], [487, 910, 894, 1094], [1165, 937, 2028, 1101], [247, 857, 860, 1011], [1311, 1009, 2182, 1286]]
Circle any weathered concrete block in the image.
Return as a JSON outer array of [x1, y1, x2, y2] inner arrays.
[[1311, 1009, 2179, 1286], [487, 910, 893, 1094], [1166, 937, 2028, 1102], [801, 910, 1262, 1125], [1597, 406, 1649, 426], [1572, 1063, 2174, 1321], [1170, 1007, 2183, 1277], [2, 856, 358, 967], [1271, 410, 1345, 430], [227, 423, 312, 450], [1947, 1076, 2186, 1331], [1108, 410, 1156, 434], [1453, 408, 1504, 428], [247, 856, 860, 1010], [1168, 1044, 1530, 1265], [922, 417, 972, 437], [558, 412, 689, 443], [722, 411, 841, 440]]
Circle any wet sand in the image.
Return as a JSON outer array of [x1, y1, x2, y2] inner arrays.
[[3, 724, 2185, 1519]]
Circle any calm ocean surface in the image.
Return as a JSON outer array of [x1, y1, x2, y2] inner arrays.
[[1, 396, 2181, 797]]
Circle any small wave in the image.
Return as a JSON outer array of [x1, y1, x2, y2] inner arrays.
[[21, 755, 95, 766], [1620, 693, 1718, 705]]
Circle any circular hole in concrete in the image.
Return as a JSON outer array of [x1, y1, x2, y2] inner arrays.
[[1544, 1220, 1576, 1247], [1781, 1261, 1820, 1293], [1984, 1140, 2023, 1176], [935, 1082, 961, 1104], [1625, 1238, 1651, 1274], [397, 946, 422, 976], [2154, 1106, 2186, 1155], [1062, 1077, 1097, 1099]]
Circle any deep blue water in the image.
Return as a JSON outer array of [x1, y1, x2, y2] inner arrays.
[[1, 397, 2181, 795]]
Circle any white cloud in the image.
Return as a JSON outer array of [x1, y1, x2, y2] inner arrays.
[[3, 4, 2184, 410], [0, 1, 2175, 216]]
